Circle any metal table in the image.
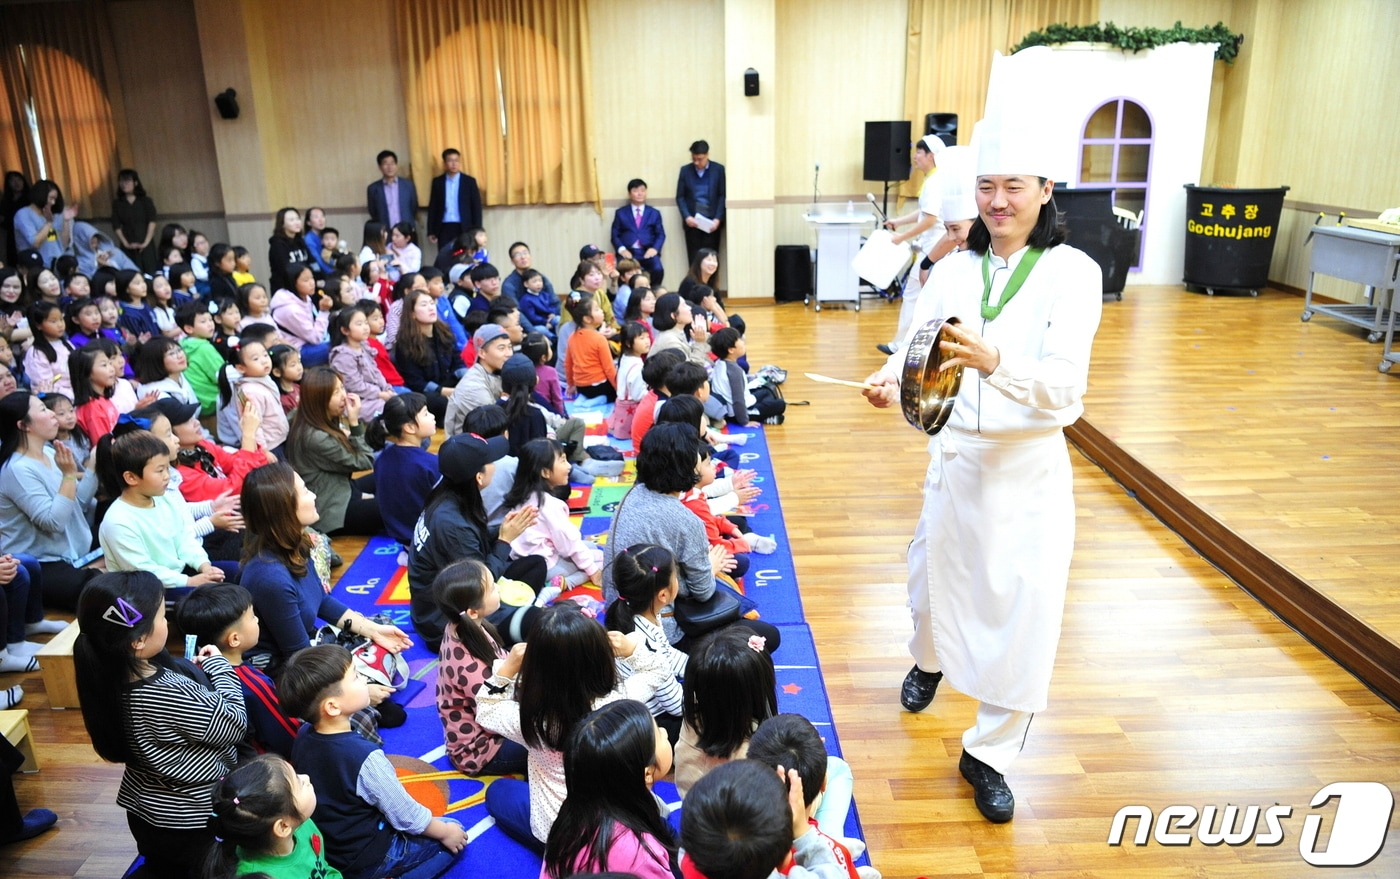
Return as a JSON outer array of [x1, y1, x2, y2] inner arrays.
[[1301, 225, 1400, 342]]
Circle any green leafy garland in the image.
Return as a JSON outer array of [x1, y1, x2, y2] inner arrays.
[[1013, 21, 1245, 64]]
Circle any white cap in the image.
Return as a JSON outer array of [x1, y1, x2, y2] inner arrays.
[[919, 134, 947, 156], [976, 49, 1066, 179], [937, 146, 978, 222]]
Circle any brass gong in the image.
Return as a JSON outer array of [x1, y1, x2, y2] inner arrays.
[[900, 316, 964, 435]]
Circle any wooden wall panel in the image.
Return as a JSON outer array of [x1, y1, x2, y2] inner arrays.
[[1257, 0, 1400, 211], [588, 0, 726, 208], [106, 0, 223, 217], [775, 0, 907, 202]]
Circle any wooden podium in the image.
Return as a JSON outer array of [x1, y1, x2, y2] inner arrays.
[[804, 204, 875, 310]]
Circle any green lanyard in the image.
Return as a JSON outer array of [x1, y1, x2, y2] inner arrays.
[[980, 247, 1044, 320]]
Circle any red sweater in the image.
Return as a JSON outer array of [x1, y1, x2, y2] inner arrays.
[[367, 337, 403, 386], [681, 488, 750, 555], [630, 391, 660, 450], [175, 440, 269, 502]]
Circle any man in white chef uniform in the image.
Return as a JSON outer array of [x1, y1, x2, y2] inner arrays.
[[862, 118, 1102, 823]]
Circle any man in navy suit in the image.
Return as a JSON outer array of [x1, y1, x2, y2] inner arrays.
[[427, 147, 484, 253], [610, 178, 666, 284], [366, 150, 420, 231], [675, 139, 725, 264]]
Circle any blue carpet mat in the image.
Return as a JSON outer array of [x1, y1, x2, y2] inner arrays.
[[318, 420, 864, 875]]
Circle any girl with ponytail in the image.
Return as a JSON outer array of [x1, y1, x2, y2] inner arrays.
[[602, 544, 687, 745], [74, 570, 247, 878], [432, 559, 531, 777], [366, 392, 438, 547], [203, 753, 341, 879]]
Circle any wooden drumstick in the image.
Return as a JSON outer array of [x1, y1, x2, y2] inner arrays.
[[804, 372, 875, 390]]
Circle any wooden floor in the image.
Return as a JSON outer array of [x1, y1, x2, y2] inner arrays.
[[6, 289, 1399, 878]]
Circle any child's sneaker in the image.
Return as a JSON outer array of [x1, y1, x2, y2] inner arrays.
[[763, 414, 785, 425]]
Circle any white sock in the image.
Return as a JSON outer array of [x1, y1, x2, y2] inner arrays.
[[26, 619, 67, 635], [744, 533, 778, 554], [7, 641, 44, 656], [1, 685, 22, 709], [0, 650, 38, 674]]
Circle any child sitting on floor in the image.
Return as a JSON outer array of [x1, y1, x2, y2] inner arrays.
[[96, 428, 225, 595], [746, 714, 868, 877], [675, 627, 777, 796], [680, 760, 849, 879], [178, 301, 226, 417], [629, 348, 686, 450], [432, 559, 530, 778], [203, 753, 341, 879], [281, 645, 467, 879], [175, 583, 300, 759], [503, 438, 604, 590], [709, 327, 786, 426]]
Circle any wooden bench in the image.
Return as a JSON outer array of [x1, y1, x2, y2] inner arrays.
[[0, 709, 39, 771], [37, 620, 80, 709]]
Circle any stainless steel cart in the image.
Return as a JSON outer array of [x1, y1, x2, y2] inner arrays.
[[1301, 225, 1400, 343]]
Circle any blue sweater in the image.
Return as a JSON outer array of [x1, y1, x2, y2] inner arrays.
[[240, 554, 349, 668], [373, 443, 440, 546], [118, 301, 160, 340], [292, 728, 392, 879]]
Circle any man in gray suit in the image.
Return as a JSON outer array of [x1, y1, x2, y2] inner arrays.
[[366, 150, 420, 231]]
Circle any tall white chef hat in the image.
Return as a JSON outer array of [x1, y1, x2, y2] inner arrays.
[[937, 146, 978, 222], [976, 48, 1065, 179]]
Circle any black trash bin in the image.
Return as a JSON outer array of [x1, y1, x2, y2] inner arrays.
[[1182, 185, 1289, 294], [774, 245, 811, 302]]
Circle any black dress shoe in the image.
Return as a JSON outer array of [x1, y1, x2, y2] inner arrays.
[[959, 750, 1014, 823], [900, 666, 942, 712], [875, 343, 896, 356]]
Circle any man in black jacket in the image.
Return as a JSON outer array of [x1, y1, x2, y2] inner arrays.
[[427, 148, 483, 253]]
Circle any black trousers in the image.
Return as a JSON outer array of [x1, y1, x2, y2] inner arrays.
[[683, 225, 721, 265], [330, 475, 385, 537], [38, 561, 99, 613], [675, 618, 782, 655], [126, 812, 213, 879], [576, 382, 616, 402], [0, 736, 24, 844]]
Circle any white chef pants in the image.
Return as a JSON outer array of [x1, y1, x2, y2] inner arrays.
[[909, 523, 1034, 775]]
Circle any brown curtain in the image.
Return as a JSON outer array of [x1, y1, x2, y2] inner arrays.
[[397, 0, 599, 208], [901, 0, 1097, 197], [0, 0, 123, 213]]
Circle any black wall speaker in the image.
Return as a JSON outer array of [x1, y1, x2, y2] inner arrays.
[[214, 88, 240, 120], [924, 112, 958, 146], [744, 68, 760, 97], [863, 121, 911, 182]]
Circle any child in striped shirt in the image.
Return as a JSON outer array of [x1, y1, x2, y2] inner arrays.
[[74, 571, 249, 879]]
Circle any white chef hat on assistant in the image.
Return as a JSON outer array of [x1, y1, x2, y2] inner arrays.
[[937, 146, 978, 222]]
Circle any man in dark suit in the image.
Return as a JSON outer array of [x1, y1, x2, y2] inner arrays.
[[675, 139, 725, 264], [610, 178, 666, 284], [426, 147, 484, 252], [366, 150, 420, 231]]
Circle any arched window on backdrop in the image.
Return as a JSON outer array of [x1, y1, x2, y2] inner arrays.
[[1078, 98, 1153, 269], [398, 0, 599, 209], [0, 0, 123, 214]]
